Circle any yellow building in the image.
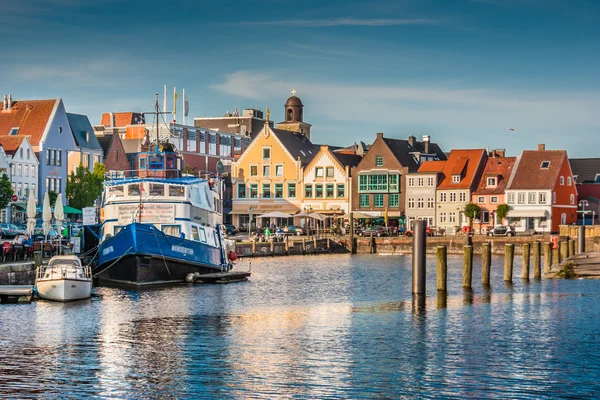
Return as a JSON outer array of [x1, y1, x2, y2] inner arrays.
[[230, 122, 317, 230]]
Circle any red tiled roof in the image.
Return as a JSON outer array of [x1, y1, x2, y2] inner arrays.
[[437, 149, 486, 190], [0, 99, 58, 146], [100, 112, 143, 127], [508, 150, 566, 190], [417, 160, 446, 173], [0, 136, 28, 155], [473, 156, 516, 195]]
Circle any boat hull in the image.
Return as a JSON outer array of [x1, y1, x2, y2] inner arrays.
[[96, 223, 228, 287], [36, 279, 92, 302]]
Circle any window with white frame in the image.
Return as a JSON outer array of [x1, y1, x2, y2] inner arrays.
[[518, 193, 525, 204], [450, 193, 456, 202], [427, 198, 434, 208], [490, 196, 499, 204], [567, 177, 571, 186], [459, 192, 466, 202], [315, 167, 323, 178], [440, 193, 447, 202], [427, 177, 434, 186], [408, 177, 415, 187], [528, 192, 536, 204], [262, 165, 270, 177], [508, 193, 515, 203], [449, 212, 456, 223], [417, 198, 424, 208], [275, 165, 283, 176], [539, 192, 546, 204], [478, 196, 485, 204], [487, 177, 497, 187], [552, 192, 556, 204], [560, 176, 564, 185], [408, 198, 415, 208], [417, 177, 424, 187], [440, 212, 447, 223], [570, 194, 575, 204], [326, 167, 334, 178], [452, 175, 461, 183]]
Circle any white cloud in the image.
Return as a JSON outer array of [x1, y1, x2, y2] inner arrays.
[[241, 18, 437, 28]]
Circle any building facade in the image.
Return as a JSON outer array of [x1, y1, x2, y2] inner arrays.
[[435, 149, 487, 234], [96, 131, 132, 176], [352, 133, 446, 223], [471, 151, 516, 232], [505, 145, 577, 233], [66, 113, 103, 173], [194, 108, 272, 139], [405, 161, 446, 229]]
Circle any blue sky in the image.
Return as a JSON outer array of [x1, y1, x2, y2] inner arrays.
[[1, 0, 599, 156]]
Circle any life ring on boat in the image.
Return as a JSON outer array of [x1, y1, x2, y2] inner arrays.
[[228, 251, 238, 261], [159, 145, 164, 152]]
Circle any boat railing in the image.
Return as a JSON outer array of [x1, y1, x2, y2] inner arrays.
[[36, 264, 90, 280], [105, 168, 182, 181]]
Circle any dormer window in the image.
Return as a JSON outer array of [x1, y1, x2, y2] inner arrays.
[[487, 177, 497, 187], [452, 175, 461, 183], [540, 161, 551, 169], [9, 127, 19, 135], [85, 131, 90, 143]]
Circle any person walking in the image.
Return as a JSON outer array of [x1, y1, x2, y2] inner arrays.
[[264, 226, 271, 240]]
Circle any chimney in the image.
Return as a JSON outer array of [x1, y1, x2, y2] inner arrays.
[[7, 94, 13, 110], [376, 132, 384, 139], [2, 95, 7, 110], [422, 135, 430, 154], [408, 135, 416, 146], [491, 149, 497, 157], [496, 149, 505, 157], [109, 112, 115, 127], [538, 144, 545, 151]]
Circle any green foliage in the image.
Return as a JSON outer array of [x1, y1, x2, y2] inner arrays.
[[0, 174, 13, 210], [48, 191, 58, 206], [464, 203, 481, 227], [183, 165, 196, 176], [556, 262, 577, 279], [496, 204, 510, 221], [66, 163, 104, 210]]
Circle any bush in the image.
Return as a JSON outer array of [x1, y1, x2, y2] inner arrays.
[[556, 262, 577, 279]]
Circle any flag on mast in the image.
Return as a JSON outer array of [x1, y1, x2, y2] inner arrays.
[[184, 91, 189, 117], [163, 85, 167, 114], [173, 87, 178, 123]]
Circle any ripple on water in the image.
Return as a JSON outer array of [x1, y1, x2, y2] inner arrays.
[[1, 254, 600, 398]]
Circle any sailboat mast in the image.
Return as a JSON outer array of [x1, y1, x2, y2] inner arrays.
[[155, 93, 159, 149]]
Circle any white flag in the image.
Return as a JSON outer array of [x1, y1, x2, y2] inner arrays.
[[184, 92, 189, 117]]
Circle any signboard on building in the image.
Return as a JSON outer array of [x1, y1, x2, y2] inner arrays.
[[82, 207, 96, 226]]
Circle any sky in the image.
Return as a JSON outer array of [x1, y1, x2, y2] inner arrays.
[[1, 0, 599, 157]]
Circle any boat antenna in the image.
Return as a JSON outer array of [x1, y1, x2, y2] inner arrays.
[[155, 93, 160, 152]]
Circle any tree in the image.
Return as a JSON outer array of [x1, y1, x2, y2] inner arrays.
[[66, 163, 104, 210], [48, 191, 58, 206], [464, 203, 481, 229], [0, 174, 13, 210], [496, 204, 509, 224]]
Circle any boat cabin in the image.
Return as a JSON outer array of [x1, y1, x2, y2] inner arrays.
[[137, 143, 182, 179]]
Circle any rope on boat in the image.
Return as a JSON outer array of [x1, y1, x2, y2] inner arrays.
[[92, 246, 133, 278]]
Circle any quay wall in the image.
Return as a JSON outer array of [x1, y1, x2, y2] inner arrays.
[[0, 262, 36, 285]]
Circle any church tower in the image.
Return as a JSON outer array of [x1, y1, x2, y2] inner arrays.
[[276, 89, 312, 140]]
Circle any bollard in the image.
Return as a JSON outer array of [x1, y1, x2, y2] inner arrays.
[[568, 239, 575, 257], [543, 242, 552, 274], [251, 240, 256, 255], [578, 225, 585, 254], [463, 245, 473, 288], [270, 239, 275, 254], [436, 246, 447, 292], [552, 246, 559, 270], [482, 242, 491, 286], [522, 243, 530, 280], [560, 241, 568, 264], [302, 239, 306, 253], [504, 244, 514, 282], [314, 237, 318, 253], [412, 220, 427, 295], [533, 241, 541, 279]]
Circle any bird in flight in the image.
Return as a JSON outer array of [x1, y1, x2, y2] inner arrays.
[[504, 128, 517, 131]]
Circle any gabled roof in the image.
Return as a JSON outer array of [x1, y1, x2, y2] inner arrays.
[[331, 152, 362, 168], [437, 149, 486, 190], [507, 150, 567, 190], [569, 158, 600, 183], [67, 113, 102, 150], [576, 183, 600, 201], [382, 137, 446, 172], [100, 112, 144, 127], [97, 134, 114, 156], [473, 156, 516, 195], [417, 160, 446, 173], [271, 128, 317, 166], [0, 136, 29, 155], [0, 99, 58, 145]]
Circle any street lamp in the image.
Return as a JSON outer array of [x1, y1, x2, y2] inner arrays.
[[579, 200, 589, 226], [248, 206, 253, 235]]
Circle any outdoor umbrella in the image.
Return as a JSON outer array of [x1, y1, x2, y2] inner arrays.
[[54, 195, 65, 238], [26, 188, 36, 236], [42, 192, 52, 239]]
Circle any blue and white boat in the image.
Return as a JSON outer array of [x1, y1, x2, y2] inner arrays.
[[95, 101, 233, 286]]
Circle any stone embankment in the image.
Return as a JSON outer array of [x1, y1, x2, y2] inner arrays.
[[0, 262, 36, 285]]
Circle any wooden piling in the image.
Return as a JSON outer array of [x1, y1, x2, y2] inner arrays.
[[521, 243, 530, 280], [568, 239, 575, 257], [552, 246, 559, 270], [270, 240, 274, 254], [436, 245, 447, 292], [313, 237, 318, 253], [302, 239, 306, 253], [251, 240, 256, 256], [504, 244, 514, 282], [543, 242, 552, 274], [532, 241, 541, 279], [462, 245, 473, 288], [560, 241, 568, 264], [369, 233, 374, 254], [481, 242, 491, 286]]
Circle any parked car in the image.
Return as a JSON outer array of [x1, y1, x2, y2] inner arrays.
[[358, 225, 387, 237], [0, 223, 21, 238], [487, 225, 515, 236], [224, 224, 239, 236], [284, 226, 305, 236], [405, 226, 432, 237]]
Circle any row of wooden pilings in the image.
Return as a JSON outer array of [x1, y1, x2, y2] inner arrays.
[[412, 221, 584, 297]]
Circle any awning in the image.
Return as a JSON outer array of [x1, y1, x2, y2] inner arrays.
[[11, 201, 27, 211], [506, 209, 548, 218], [63, 205, 82, 214], [229, 209, 299, 215], [258, 211, 293, 218]]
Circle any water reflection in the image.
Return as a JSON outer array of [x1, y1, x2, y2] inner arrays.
[[1, 255, 600, 398]]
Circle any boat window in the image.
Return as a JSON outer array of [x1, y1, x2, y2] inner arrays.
[[110, 185, 124, 197], [191, 226, 200, 241], [166, 156, 176, 169], [114, 226, 123, 235], [198, 227, 207, 242], [169, 185, 185, 197], [139, 157, 147, 169], [148, 155, 164, 170], [149, 183, 164, 196], [128, 184, 141, 196], [161, 225, 180, 237], [48, 259, 80, 268], [214, 231, 219, 246]]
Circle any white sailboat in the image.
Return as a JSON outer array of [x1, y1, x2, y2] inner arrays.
[[36, 256, 92, 302]]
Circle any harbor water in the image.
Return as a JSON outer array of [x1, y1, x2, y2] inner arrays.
[[1, 254, 600, 398]]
